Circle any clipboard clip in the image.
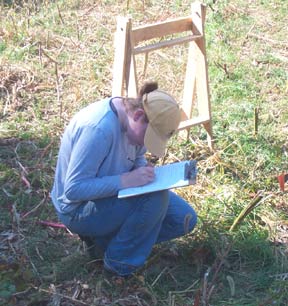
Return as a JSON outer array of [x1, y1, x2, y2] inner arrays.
[[184, 160, 197, 184]]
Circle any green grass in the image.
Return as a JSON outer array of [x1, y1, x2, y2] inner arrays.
[[1, 0, 288, 305]]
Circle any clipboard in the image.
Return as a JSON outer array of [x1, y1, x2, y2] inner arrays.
[[118, 160, 197, 198]]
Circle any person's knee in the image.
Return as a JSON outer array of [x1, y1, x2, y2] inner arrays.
[[136, 190, 169, 229]]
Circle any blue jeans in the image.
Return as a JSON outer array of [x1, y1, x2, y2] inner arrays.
[[57, 190, 197, 276]]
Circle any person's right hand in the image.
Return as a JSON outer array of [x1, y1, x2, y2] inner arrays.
[[120, 166, 155, 189]]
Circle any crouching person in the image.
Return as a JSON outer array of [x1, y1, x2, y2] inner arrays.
[[51, 82, 197, 276]]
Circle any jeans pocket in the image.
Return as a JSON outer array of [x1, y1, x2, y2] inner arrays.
[[71, 200, 98, 222]]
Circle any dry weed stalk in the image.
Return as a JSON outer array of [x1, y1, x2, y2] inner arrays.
[[229, 191, 274, 231]]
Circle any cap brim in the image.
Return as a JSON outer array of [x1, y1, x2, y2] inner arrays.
[[144, 123, 167, 157]]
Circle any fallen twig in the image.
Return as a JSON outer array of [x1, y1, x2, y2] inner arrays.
[[168, 280, 199, 306], [151, 266, 169, 287], [57, 4, 65, 24], [40, 47, 59, 64], [37, 220, 66, 229], [35, 286, 89, 305], [21, 194, 48, 219]]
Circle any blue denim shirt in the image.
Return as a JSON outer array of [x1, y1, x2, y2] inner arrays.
[[51, 98, 146, 213]]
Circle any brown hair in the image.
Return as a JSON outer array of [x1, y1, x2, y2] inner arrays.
[[123, 81, 158, 112]]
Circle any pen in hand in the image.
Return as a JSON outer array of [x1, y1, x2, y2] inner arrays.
[[120, 164, 155, 189]]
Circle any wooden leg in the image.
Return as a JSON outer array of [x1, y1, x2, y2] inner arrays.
[[203, 121, 213, 150]]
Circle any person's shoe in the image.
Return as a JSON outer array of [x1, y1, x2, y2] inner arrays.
[[103, 263, 130, 281], [79, 235, 104, 260], [103, 257, 136, 279]]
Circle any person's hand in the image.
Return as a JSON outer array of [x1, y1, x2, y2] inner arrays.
[[120, 166, 155, 189]]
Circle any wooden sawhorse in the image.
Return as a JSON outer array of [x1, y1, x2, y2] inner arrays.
[[112, 1, 213, 149]]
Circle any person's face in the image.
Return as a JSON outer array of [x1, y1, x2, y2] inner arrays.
[[125, 109, 148, 146]]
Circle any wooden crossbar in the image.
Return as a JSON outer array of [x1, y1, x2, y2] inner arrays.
[[178, 116, 210, 130], [131, 17, 194, 45], [133, 34, 202, 54]]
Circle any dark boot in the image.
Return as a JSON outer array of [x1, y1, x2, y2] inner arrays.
[[79, 235, 104, 259]]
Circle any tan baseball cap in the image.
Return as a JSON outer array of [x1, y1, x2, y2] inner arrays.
[[143, 89, 181, 157]]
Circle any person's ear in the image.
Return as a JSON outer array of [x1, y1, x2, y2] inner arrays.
[[133, 109, 146, 122]]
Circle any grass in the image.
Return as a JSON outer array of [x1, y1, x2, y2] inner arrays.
[[1, 0, 288, 305]]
